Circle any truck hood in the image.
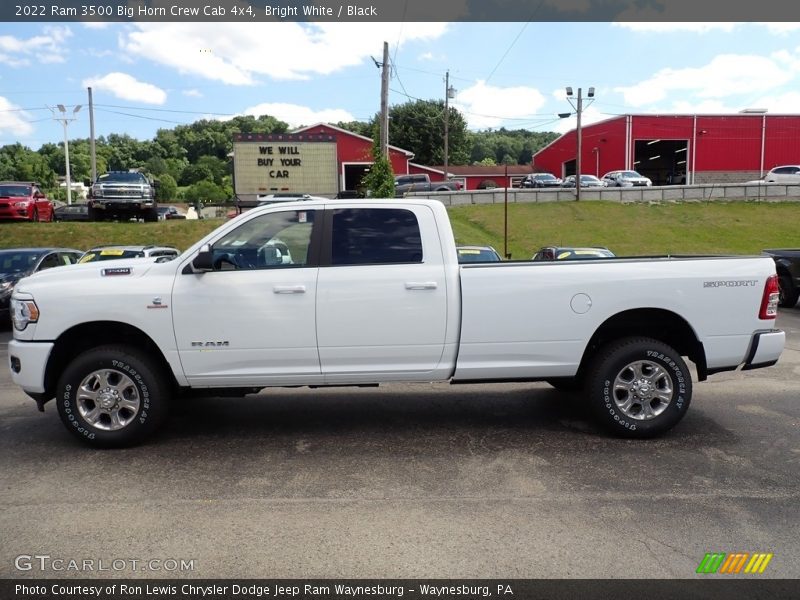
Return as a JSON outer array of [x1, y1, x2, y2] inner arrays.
[[15, 257, 157, 294]]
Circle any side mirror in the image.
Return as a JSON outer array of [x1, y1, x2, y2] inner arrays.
[[192, 244, 214, 272], [34, 192, 46, 199], [83, 179, 91, 187]]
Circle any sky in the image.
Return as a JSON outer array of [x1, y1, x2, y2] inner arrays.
[[2, 21, 800, 150]]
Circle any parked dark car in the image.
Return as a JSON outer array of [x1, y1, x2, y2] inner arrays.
[[762, 248, 800, 308], [519, 173, 562, 188], [0, 181, 55, 222], [561, 174, 607, 188], [0, 248, 82, 324], [157, 206, 186, 220], [54, 204, 90, 222], [456, 245, 503, 263], [531, 246, 615, 261]]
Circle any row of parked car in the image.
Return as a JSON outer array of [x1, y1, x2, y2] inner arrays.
[[456, 245, 615, 263], [0, 179, 187, 223], [519, 170, 653, 188], [518, 171, 654, 189]]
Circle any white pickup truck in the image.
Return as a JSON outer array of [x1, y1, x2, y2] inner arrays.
[[7, 199, 785, 447]]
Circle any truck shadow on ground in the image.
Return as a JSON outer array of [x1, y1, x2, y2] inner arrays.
[[161, 384, 736, 450]]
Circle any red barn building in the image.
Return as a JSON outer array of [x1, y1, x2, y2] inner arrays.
[[294, 123, 415, 192], [533, 112, 800, 185]]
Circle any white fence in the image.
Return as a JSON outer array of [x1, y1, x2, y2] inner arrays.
[[409, 184, 800, 206]]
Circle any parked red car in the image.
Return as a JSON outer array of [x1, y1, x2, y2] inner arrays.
[[0, 182, 54, 222]]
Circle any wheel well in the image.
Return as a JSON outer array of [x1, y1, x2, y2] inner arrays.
[[43, 321, 177, 399], [578, 308, 708, 381]]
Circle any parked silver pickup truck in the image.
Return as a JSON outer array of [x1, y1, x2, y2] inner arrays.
[[395, 174, 461, 196]]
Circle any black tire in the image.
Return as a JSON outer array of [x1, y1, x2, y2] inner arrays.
[[778, 274, 799, 308], [586, 337, 692, 438], [546, 377, 583, 392], [32, 208, 39, 222], [56, 345, 169, 448], [143, 208, 158, 222]]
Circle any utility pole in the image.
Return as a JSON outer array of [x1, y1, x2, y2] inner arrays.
[[49, 104, 82, 205], [444, 71, 456, 180], [88, 87, 97, 183], [566, 86, 595, 202], [380, 41, 390, 158]]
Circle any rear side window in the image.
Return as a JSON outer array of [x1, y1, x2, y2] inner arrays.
[[331, 208, 423, 265]]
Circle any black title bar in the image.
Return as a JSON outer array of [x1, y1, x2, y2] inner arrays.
[[3, 0, 797, 22]]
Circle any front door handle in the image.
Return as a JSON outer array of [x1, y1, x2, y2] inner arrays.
[[404, 281, 438, 290], [273, 285, 306, 294]]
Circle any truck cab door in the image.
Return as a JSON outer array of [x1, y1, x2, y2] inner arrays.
[[315, 205, 450, 383], [171, 208, 322, 386]]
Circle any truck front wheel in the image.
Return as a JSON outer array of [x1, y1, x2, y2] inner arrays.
[[56, 345, 169, 448], [586, 337, 692, 438]]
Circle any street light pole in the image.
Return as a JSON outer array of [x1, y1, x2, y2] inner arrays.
[[49, 104, 82, 205], [444, 71, 456, 180], [566, 86, 595, 202]]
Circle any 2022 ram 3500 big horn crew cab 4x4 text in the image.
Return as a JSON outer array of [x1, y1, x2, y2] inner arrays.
[[7, 199, 785, 447]]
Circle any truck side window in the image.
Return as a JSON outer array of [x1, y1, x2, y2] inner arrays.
[[212, 210, 316, 270], [331, 208, 423, 266]]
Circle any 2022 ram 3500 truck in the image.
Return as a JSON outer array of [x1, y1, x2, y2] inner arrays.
[[7, 199, 785, 447]]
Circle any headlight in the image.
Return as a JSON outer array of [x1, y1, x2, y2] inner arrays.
[[11, 298, 39, 331], [0, 281, 12, 292], [14, 201, 30, 208], [93, 188, 103, 197]]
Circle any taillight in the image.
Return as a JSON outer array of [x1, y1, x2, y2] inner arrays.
[[759, 274, 779, 319]]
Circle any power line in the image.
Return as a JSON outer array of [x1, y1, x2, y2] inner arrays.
[[94, 103, 236, 116], [95, 108, 186, 125]]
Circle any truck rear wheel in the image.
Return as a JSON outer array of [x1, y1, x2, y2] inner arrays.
[[586, 337, 692, 438], [143, 208, 158, 222], [56, 345, 169, 448]]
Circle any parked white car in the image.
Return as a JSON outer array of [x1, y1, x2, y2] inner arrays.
[[747, 165, 800, 185], [602, 170, 652, 187]]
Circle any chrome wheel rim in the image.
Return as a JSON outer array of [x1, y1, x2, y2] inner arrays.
[[76, 368, 141, 431], [612, 360, 673, 421]]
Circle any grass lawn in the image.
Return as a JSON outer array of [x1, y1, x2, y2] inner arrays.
[[448, 200, 800, 259], [1, 200, 798, 256]]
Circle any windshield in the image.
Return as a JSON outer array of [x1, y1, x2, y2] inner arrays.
[[0, 185, 32, 197], [0, 250, 41, 272], [621, 171, 642, 178], [79, 249, 145, 263], [97, 173, 147, 184], [535, 174, 557, 181]]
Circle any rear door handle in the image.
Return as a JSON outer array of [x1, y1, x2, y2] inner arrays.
[[273, 285, 306, 294], [404, 281, 438, 290]]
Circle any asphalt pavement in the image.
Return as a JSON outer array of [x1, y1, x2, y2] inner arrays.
[[1, 310, 798, 579]]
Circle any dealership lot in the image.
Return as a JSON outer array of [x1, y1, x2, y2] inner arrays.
[[1, 310, 799, 579]]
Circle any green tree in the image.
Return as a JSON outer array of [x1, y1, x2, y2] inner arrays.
[[179, 164, 213, 186], [155, 173, 177, 201], [361, 130, 395, 198], [182, 180, 227, 204], [383, 100, 470, 166]]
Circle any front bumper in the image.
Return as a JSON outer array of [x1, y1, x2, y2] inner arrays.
[[8, 339, 54, 395]]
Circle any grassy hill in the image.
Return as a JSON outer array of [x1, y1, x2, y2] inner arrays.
[[1, 201, 799, 257]]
